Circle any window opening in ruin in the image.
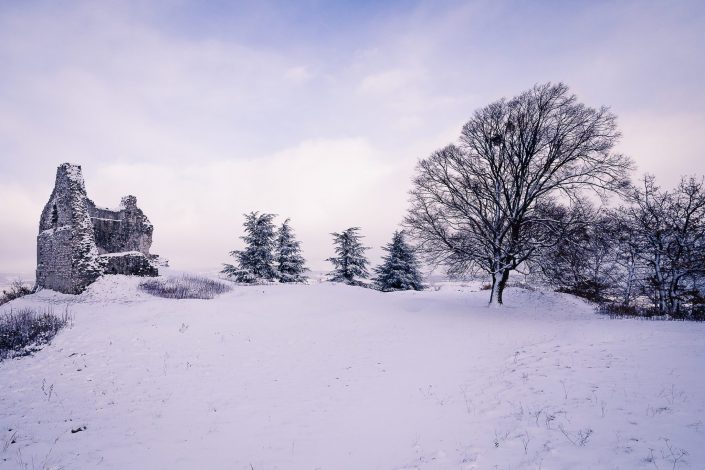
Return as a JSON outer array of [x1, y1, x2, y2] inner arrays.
[[51, 204, 58, 227]]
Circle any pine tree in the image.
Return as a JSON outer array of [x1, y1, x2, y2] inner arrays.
[[326, 227, 370, 284], [373, 231, 425, 291], [274, 218, 308, 283], [222, 212, 277, 283]]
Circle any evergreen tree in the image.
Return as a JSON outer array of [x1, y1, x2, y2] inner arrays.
[[326, 227, 369, 284], [222, 212, 277, 283], [373, 230, 425, 291], [274, 218, 308, 283]]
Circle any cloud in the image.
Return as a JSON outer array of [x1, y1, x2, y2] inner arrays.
[[617, 112, 705, 186], [359, 69, 415, 95], [1, 0, 704, 275], [284, 66, 313, 84], [76, 138, 405, 271], [0, 184, 43, 273]]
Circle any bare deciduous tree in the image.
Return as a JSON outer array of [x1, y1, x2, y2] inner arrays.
[[533, 203, 622, 303], [406, 82, 632, 305], [624, 175, 705, 316]]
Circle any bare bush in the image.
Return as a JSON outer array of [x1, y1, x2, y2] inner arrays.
[[0, 280, 33, 306], [595, 303, 671, 320], [0, 307, 70, 361], [139, 275, 232, 300]]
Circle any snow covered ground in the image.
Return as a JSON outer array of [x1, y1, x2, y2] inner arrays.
[[1, 273, 704, 470]]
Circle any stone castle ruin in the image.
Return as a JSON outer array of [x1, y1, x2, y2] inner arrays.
[[36, 163, 159, 294]]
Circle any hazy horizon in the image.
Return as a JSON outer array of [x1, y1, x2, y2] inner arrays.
[[2, 0, 704, 273]]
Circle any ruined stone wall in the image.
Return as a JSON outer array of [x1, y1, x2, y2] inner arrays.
[[36, 164, 103, 294], [86, 195, 153, 256], [100, 252, 158, 277], [36, 163, 158, 294]]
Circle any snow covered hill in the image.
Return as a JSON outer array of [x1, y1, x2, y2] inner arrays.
[[1, 275, 704, 469]]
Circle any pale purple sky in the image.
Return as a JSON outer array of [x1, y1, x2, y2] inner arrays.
[[1, 0, 704, 273]]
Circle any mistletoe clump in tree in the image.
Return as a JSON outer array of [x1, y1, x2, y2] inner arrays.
[[274, 218, 308, 283], [373, 230, 424, 291], [222, 212, 277, 283], [327, 227, 369, 285]]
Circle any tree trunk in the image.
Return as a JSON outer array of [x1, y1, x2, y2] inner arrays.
[[623, 256, 635, 305], [488, 273, 498, 306], [496, 269, 511, 305], [669, 276, 681, 317], [653, 254, 668, 314]]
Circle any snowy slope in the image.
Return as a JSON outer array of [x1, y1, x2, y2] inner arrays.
[[1, 275, 704, 470]]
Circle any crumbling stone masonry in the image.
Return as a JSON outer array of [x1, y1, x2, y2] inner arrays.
[[36, 163, 158, 294]]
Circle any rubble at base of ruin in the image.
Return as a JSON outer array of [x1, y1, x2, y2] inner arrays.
[[36, 163, 159, 294]]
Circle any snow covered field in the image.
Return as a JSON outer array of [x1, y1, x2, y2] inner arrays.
[[1, 274, 704, 470]]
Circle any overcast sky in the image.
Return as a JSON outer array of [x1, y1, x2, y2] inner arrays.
[[1, 0, 704, 274]]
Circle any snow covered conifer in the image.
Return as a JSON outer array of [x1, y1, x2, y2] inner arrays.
[[326, 227, 369, 284], [222, 212, 277, 283], [373, 230, 424, 291], [274, 218, 308, 283]]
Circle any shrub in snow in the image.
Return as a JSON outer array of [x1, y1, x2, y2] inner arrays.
[[533, 203, 620, 304], [595, 302, 657, 319], [139, 275, 232, 300], [222, 212, 278, 283], [0, 307, 70, 361], [373, 231, 424, 291], [274, 219, 308, 283], [0, 280, 33, 306], [326, 227, 370, 285], [595, 302, 705, 321]]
